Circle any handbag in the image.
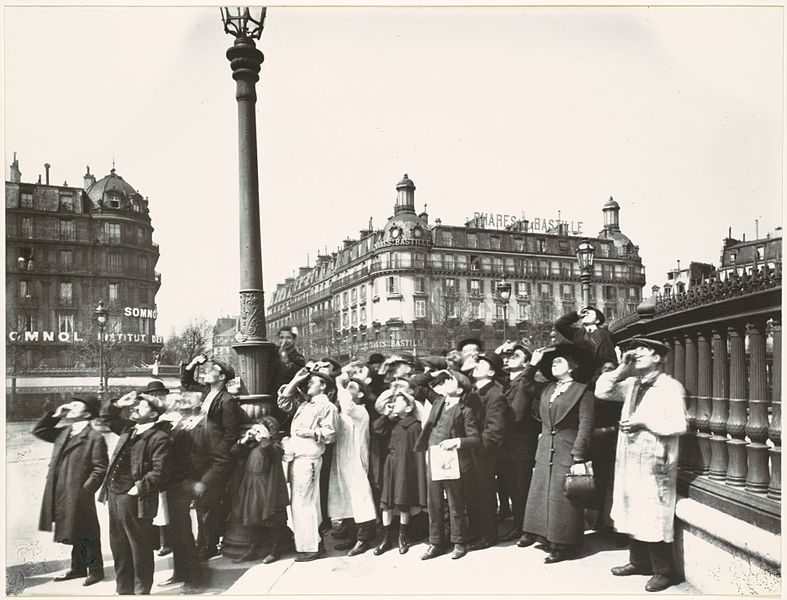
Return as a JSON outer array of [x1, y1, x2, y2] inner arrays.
[[564, 461, 596, 507]]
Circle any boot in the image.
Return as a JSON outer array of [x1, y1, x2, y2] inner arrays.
[[233, 543, 260, 563], [373, 526, 394, 556], [263, 526, 282, 564], [398, 523, 409, 555]]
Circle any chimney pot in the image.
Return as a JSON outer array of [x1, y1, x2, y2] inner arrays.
[[44, 163, 50, 185]]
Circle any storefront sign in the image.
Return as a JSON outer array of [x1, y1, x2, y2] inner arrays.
[[7, 331, 163, 344], [124, 306, 158, 319]]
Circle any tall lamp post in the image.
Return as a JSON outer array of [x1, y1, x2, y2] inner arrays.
[[496, 279, 512, 342], [94, 300, 108, 398], [576, 238, 596, 307], [220, 6, 277, 404]]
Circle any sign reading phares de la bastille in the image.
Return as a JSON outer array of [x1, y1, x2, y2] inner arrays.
[[471, 211, 584, 235]]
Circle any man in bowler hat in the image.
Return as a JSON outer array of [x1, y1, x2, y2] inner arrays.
[[34, 395, 108, 586]]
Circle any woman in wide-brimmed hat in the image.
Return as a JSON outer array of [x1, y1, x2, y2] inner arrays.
[[518, 342, 596, 563]]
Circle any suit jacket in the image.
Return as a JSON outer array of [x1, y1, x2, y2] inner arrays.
[[555, 311, 617, 367], [414, 394, 481, 474], [499, 366, 541, 463], [99, 424, 171, 520], [181, 364, 243, 472], [473, 381, 511, 456], [34, 413, 108, 542]]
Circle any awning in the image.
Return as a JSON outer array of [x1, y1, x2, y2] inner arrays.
[[6, 375, 182, 395]]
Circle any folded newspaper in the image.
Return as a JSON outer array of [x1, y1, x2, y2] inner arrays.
[[429, 444, 460, 481]]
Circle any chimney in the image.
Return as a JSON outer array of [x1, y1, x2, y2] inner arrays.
[[9, 152, 21, 183], [44, 163, 50, 185], [83, 165, 96, 190]]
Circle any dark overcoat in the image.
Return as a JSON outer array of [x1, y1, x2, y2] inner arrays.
[[229, 439, 290, 525], [499, 366, 542, 464], [374, 414, 427, 509], [99, 425, 171, 520], [34, 413, 108, 544], [555, 311, 617, 368], [522, 374, 594, 546]]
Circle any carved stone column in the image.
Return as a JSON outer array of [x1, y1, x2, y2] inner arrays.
[[681, 333, 698, 472], [673, 335, 691, 470], [768, 319, 781, 500], [726, 324, 747, 487], [664, 336, 675, 377], [709, 328, 730, 480], [745, 321, 770, 493], [695, 329, 713, 475]]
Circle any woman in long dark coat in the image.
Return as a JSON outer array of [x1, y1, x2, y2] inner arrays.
[[519, 343, 595, 563], [229, 416, 290, 564]]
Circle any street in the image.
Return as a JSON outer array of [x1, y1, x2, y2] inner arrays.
[[6, 421, 697, 596]]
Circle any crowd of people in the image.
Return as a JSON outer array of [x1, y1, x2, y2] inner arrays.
[[33, 305, 688, 594]]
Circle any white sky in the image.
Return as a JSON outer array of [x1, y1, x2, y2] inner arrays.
[[5, 4, 783, 336]]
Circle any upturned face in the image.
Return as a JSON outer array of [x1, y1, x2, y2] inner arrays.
[[130, 399, 158, 423], [346, 381, 365, 404], [504, 349, 528, 371], [434, 375, 459, 397], [278, 331, 295, 348], [65, 400, 90, 420], [392, 362, 413, 378], [472, 359, 494, 380], [202, 362, 224, 385], [580, 308, 599, 326], [307, 375, 326, 397], [551, 356, 572, 379], [461, 344, 480, 359], [631, 345, 660, 372], [391, 394, 411, 417]]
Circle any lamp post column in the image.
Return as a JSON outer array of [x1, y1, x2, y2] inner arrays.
[[225, 27, 277, 404], [581, 271, 591, 307]]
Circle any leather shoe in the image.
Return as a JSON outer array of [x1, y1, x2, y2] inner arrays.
[[502, 529, 523, 543], [420, 544, 446, 560], [467, 538, 494, 552], [83, 573, 104, 586], [334, 539, 356, 551], [53, 570, 86, 582], [612, 563, 653, 577], [294, 550, 325, 562], [450, 544, 467, 560], [157, 545, 172, 557], [544, 550, 567, 564], [517, 534, 537, 548], [158, 577, 184, 587], [347, 541, 370, 557], [261, 553, 279, 565], [645, 574, 674, 592]]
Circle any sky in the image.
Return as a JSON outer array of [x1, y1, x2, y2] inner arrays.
[[4, 4, 783, 336]]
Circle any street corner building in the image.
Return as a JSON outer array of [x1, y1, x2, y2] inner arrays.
[[6, 155, 165, 419], [266, 174, 645, 360]]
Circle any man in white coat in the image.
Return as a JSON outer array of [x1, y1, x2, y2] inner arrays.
[[595, 337, 687, 593]]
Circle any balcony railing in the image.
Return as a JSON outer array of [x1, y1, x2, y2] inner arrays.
[[610, 263, 781, 533]]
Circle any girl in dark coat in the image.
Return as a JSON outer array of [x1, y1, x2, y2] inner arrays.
[[229, 416, 290, 564], [372, 384, 427, 555], [519, 344, 595, 564]]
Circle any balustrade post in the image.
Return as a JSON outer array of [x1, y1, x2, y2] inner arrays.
[[673, 335, 685, 384], [682, 333, 698, 472], [745, 321, 770, 493], [709, 328, 730, 480], [673, 336, 691, 469], [726, 324, 748, 487], [664, 336, 675, 377], [768, 319, 781, 500], [695, 329, 713, 475]]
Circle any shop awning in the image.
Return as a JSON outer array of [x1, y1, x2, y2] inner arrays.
[[6, 375, 182, 395]]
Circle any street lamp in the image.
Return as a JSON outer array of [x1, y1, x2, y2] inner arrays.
[[496, 279, 512, 342], [94, 300, 108, 397], [221, 5, 277, 402], [576, 238, 596, 307]]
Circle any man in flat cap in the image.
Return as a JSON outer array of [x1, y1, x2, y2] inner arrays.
[[595, 337, 688, 593], [275, 325, 306, 390], [34, 395, 108, 586], [181, 354, 243, 559]]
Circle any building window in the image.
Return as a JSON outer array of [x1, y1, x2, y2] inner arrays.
[[60, 249, 73, 267], [628, 287, 639, 300], [20, 191, 33, 208], [360, 285, 367, 300], [109, 283, 119, 302], [23, 314, 33, 331], [59, 282, 73, 303], [540, 283, 551, 298], [137, 226, 145, 243], [59, 193, 74, 212], [342, 291, 348, 307], [21, 217, 33, 239], [604, 286, 617, 301], [444, 277, 456, 293], [469, 279, 481, 296], [518, 302, 529, 320], [415, 277, 425, 294], [390, 328, 401, 342], [58, 313, 74, 334], [482, 256, 492, 271], [537, 239, 546, 253], [456, 254, 467, 270], [105, 222, 121, 242], [467, 233, 478, 248], [441, 230, 453, 246], [351, 308, 358, 326], [19, 280, 30, 298], [108, 193, 121, 209], [469, 255, 481, 271], [107, 252, 122, 272], [496, 303, 505, 319], [372, 279, 379, 298], [138, 255, 148, 273], [516, 281, 530, 298], [490, 236, 501, 250], [415, 299, 426, 318], [561, 283, 573, 299], [386, 275, 400, 295], [59, 219, 76, 241], [360, 307, 367, 323], [493, 257, 504, 272], [756, 246, 765, 262], [472, 301, 484, 319], [444, 254, 455, 270], [729, 252, 737, 265], [351, 288, 357, 304]]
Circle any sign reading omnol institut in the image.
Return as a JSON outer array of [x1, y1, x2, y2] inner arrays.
[[8, 331, 164, 344]]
